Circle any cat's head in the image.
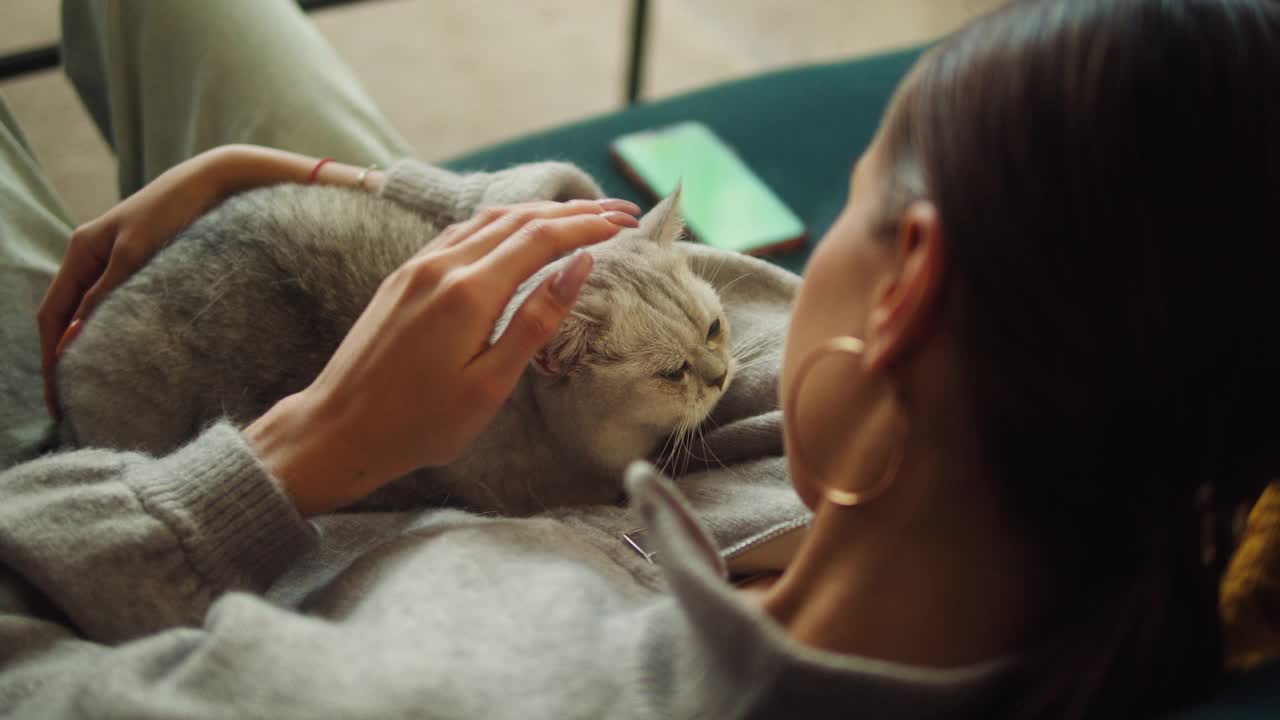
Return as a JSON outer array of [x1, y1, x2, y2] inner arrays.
[[530, 189, 735, 476]]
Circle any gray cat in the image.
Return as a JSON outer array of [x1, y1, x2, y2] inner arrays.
[[57, 184, 735, 515]]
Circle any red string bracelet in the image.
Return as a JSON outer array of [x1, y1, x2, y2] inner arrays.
[[307, 157, 333, 184]]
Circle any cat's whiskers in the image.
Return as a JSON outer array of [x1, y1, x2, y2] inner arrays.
[[655, 423, 680, 476], [732, 355, 771, 373], [731, 334, 777, 373], [663, 411, 699, 479], [676, 417, 690, 478], [658, 423, 680, 477], [699, 250, 730, 288], [677, 414, 695, 478], [732, 357, 775, 374], [731, 332, 774, 362], [679, 416, 696, 479], [717, 272, 753, 297], [712, 252, 730, 285], [692, 254, 709, 283], [731, 355, 774, 375], [694, 422, 729, 473]]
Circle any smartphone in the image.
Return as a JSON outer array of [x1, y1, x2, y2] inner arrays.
[[610, 121, 807, 256]]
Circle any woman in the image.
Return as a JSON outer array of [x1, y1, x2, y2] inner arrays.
[[1, 0, 1275, 717]]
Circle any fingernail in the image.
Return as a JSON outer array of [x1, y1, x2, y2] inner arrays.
[[602, 211, 640, 228], [56, 318, 84, 358], [598, 198, 642, 215], [552, 249, 593, 305]]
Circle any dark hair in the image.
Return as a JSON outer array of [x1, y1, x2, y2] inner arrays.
[[877, 0, 1280, 715]]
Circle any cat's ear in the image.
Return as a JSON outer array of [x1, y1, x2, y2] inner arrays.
[[533, 313, 598, 376], [637, 184, 685, 246], [532, 348, 562, 375]]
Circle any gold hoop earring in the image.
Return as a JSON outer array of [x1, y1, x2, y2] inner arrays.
[[784, 336, 904, 507]]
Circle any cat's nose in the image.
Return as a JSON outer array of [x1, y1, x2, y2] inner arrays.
[[708, 371, 727, 390]]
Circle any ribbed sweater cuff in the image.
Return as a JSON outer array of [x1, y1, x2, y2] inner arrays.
[[130, 423, 317, 594], [380, 159, 489, 225], [379, 158, 606, 225]]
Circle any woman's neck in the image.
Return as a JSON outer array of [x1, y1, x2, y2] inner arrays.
[[758, 456, 1063, 669]]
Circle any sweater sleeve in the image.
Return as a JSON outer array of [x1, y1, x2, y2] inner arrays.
[[0, 422, 316, 644], [378, 158, 605, 225]]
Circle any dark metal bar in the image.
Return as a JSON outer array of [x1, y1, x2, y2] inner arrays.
[[0, 45, 61, 81], [297, 0, 379, 10], [625, 0, 650, 105], [0, 0, 378, 82]]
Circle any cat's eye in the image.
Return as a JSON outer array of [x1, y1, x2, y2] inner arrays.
[[659, 361, 691, 381], [707, 318, 722, 341]]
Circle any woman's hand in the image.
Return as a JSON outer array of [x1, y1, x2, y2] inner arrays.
[[37, 145, 388, 420], [36, 148, 234, 419], [243, 199, 641, 516]]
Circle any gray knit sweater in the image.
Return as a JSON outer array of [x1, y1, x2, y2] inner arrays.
[[0, 160, 1010, 719]]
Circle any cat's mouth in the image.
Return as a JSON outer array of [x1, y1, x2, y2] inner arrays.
[[650, 397, 726, 478]]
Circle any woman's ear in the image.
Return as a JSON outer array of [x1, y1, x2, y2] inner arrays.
[[864, 200, 945, 370]]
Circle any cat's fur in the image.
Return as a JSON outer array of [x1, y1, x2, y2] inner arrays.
[[57, 184, 734, 515]]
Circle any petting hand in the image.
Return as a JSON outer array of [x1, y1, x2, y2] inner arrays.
[[37, 144, 389, 421], [36, 149, 231, 420], [243, 199, 642, 516]]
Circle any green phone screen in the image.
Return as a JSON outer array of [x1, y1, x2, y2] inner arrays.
[[612, 122, 806, 254]]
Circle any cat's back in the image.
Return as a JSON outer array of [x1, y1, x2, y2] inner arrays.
[[59, 184, 436, 453], [174, 184, 432, 307]]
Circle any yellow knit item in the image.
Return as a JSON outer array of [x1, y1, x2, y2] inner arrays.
[[1221, 481, 1280, 670]]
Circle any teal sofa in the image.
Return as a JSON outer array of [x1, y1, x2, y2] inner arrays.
[[442, 48, 925, 276], [444, 46, 1280, 717]]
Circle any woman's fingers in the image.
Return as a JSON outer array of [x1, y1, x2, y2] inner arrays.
[[444, 199, 639, 262], [69, 240, 149, 326], [426, 203, 512, 252], [428, 200, 592, 256], [474, 211, 631, 297], [37, 232, 107, 351], [457, 201, 637, 382], [37, 277, 82, 419], [36, 228, 114, 419], [471, 249, 594, 394]]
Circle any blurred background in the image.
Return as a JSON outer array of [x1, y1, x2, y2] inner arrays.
[[1, 0, 1004, 225]]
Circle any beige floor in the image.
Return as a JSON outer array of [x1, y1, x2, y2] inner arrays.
[[1, 0, 1005, 226]]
